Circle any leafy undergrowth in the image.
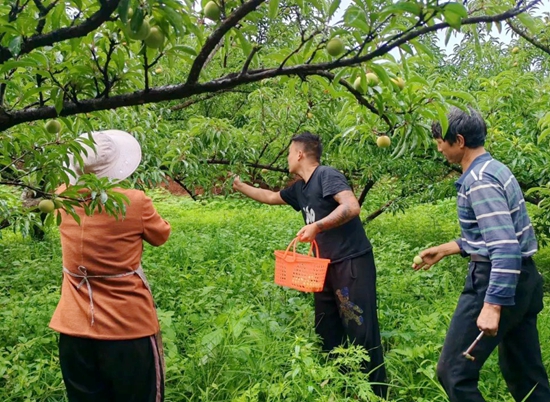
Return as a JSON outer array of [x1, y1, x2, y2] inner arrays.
[[1, 190, 549, 401]]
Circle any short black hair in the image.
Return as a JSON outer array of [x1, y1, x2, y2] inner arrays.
[[291, 132, 322, 162], [432, 106, 486, 148]]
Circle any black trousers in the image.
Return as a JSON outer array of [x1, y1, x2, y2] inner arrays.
[[314, 250, 387, 398], [58, 333, 164, 402], [437, 258, 550, 402]]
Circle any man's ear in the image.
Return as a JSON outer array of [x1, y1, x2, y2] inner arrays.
[[456, 134, 466, 148]]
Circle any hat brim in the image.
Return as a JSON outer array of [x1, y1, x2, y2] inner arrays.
[[68, 130, 142, 185]]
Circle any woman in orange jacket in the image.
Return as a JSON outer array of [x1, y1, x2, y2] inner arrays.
[[49, 130, 171, 402]]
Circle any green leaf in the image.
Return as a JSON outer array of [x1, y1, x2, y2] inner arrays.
[[369, 63, 390, 86], [172, 45, 197, 56], [443, 2, 468, 18], [0, 60, 39, 74], [309, 0, 324, 13], [382, 2, 422, 16], [517, 12, 537, 34], [130, 8, 145, 33], [269, 0, 279, 19], [8, 36, 23, 57], [0, 25, 20, 36], [117, 0, 131, 23], [540, 127, 550, 143], [472, 28, 482, 58], [333, 68, 347, 85], [20, 85, 54, 105], [399, 43, 414, 55], [440, 90, 475, 103], [53, 89, 64, 114], [444, 27, 453, 46], [328, 0, 341, 19], [344, 6, 364, 26], [410, 40, 434, 58], [434, 103, 449, 137], [443, 10, 462, 29], [344, 7, 370, 31], [233, 28, 252, 56]]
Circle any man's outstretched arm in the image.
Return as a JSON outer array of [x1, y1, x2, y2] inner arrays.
[[232, 175, 286, 205]]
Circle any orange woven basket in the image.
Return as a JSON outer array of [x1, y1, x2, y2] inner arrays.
[[274, 238, 331, 292]]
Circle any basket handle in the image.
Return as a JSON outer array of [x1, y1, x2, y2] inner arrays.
[[283, 237, 320, 261]]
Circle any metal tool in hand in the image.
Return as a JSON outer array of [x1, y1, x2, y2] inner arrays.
[[463, 331, 484, 361]]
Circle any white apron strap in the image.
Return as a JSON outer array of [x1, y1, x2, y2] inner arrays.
[[62, 264, 152, 326]]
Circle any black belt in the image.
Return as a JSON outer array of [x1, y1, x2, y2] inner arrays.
[[470, 254, 534, 263], [470, 254, 490, 262]]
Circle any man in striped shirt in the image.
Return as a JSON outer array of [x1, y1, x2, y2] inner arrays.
[[413, 107, 550, 402]]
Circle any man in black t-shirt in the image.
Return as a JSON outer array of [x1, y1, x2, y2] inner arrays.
[[233, 132, 387, 398]]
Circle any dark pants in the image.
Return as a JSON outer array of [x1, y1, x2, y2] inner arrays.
[[437, 258, 550, 402], [314, 250, 387, 398], [59, 333, 164, 402]]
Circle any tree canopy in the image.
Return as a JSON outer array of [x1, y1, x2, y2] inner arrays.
[[1, 0, 550, 238]]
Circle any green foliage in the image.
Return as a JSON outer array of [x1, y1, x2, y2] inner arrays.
[[2, 191, 550, 400], [2, 0, 550, 236]]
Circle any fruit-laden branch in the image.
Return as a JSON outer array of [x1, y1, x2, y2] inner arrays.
[[315, 71, 393, 129], [205, 159, 288, 173], [0, 0, 120, 64], [0, 1, 539, 131], [507, 21, 550, 56], [186, 0, 267, 84]]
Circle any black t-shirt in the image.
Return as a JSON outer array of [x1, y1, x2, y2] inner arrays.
[[279, 166, 372, 263]]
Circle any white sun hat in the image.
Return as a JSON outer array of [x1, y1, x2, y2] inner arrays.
[[68, 130, 142, 185]]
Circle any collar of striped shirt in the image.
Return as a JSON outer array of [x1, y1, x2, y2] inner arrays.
[[455, 152, 493, 191]]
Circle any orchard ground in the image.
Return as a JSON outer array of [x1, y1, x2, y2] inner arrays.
[[1, 190, 550, 401]]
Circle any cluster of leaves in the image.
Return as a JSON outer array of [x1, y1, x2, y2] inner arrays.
[[0, 118, 131, 235]]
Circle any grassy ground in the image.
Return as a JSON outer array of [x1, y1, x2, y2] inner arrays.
[[1, 190, 550, 401]]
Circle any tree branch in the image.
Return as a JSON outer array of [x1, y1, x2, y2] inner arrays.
[[241, 46, 261, 75], [0, 2, 538, 131], [315, 70, 393, 129], [171, 176, 197, 200], [186, 0, 267, 84], [206, 158, 288, 173], [278, 29, 321, 70], [0, 0, 120, 64], [363, 198, 396, 223], [33, 0, 58, 34], [358, 179, 375, 207], [507, 20, 550, 55], [169, 89, 251, 111]]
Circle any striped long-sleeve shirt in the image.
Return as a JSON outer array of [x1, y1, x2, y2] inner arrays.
[[454, 153, 537, 306]]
